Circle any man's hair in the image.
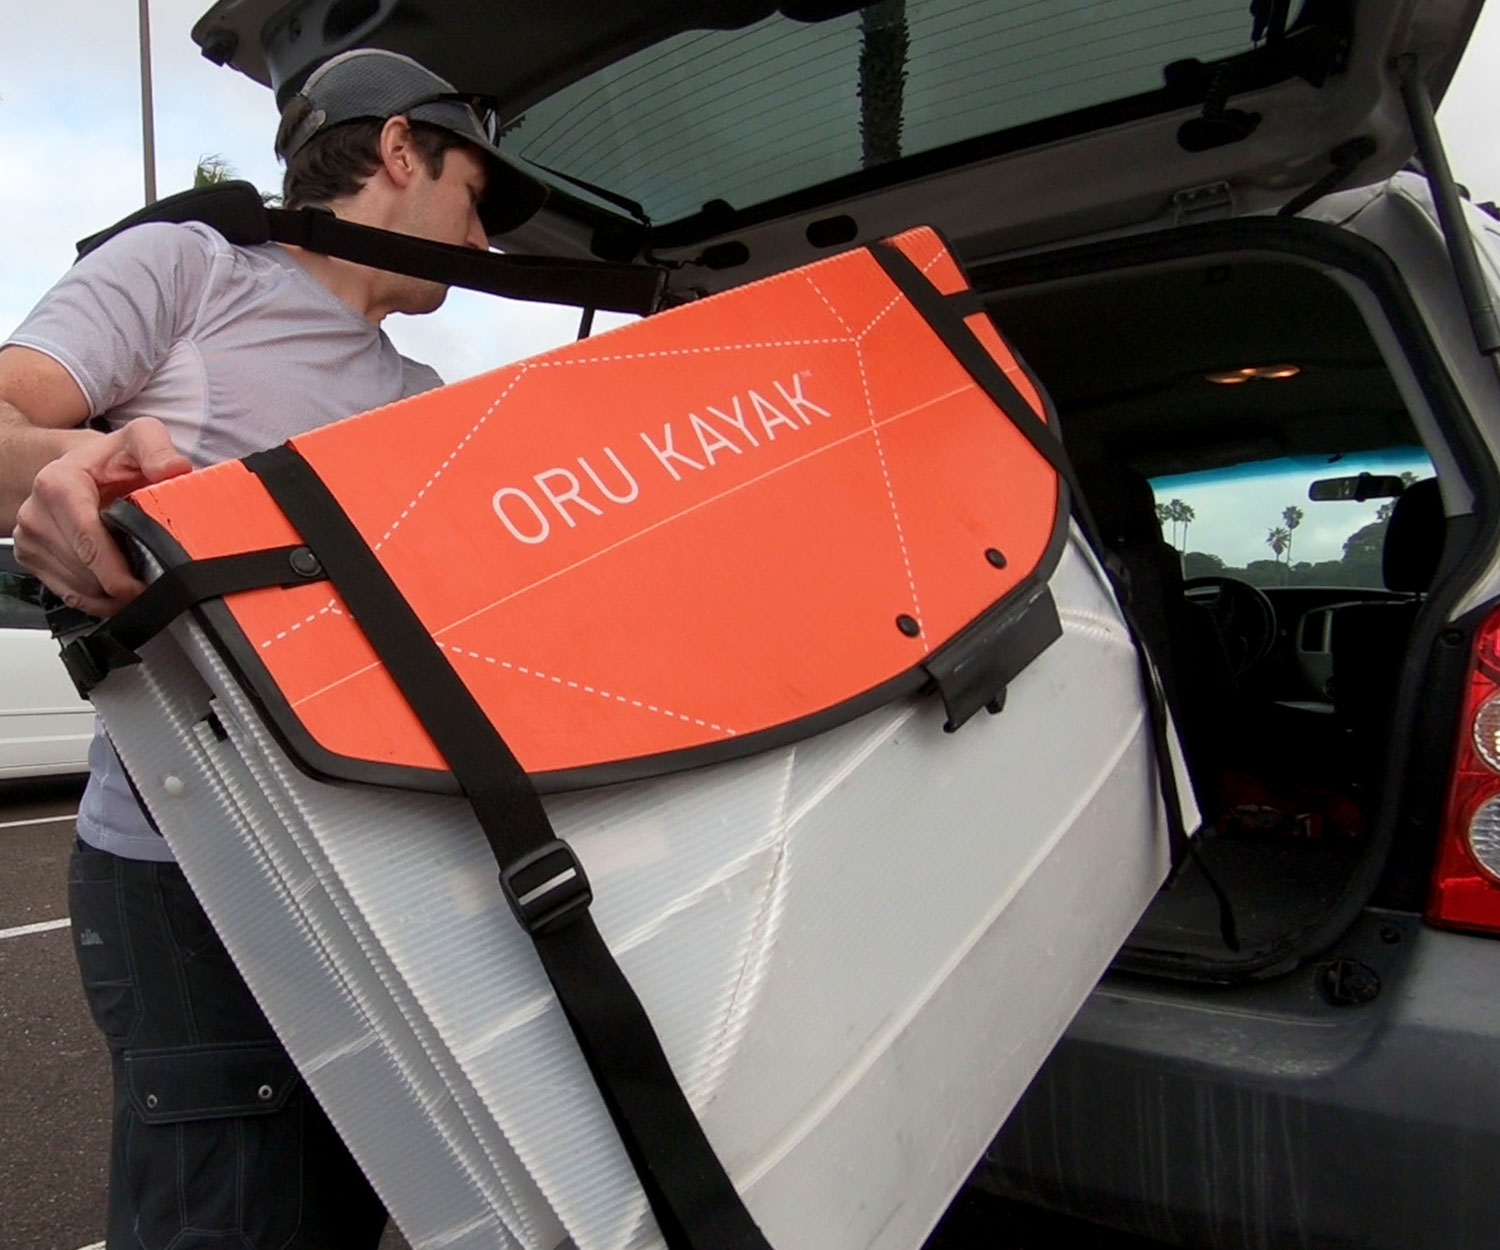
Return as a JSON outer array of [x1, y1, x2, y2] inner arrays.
[[277, 100, 467, 209]]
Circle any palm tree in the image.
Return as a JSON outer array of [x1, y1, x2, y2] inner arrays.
[[192, 155, 280, 205], [858, 1, 908, 168], [1266, 525, 1290, 563], [1282, 505, 1303, 566], [1173, 499, 1196, 551], [193, 155, 235, 187], [1154, 498, 1195, 550]]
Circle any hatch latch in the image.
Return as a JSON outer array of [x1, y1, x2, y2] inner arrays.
[[1172, 182, 1236, 226]]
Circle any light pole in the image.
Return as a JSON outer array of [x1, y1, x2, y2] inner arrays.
[[138, 0, 157, 204]]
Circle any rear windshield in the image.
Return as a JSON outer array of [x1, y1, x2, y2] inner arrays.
[[500, 0, 1282, 224]]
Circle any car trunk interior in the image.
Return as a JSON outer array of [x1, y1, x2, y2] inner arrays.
[[981, 242, 1447, 979]]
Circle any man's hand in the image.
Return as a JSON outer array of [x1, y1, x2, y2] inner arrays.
[[13, 419, 191, 617]]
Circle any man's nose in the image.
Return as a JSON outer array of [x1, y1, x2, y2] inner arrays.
[[467, 214, 489, 251]]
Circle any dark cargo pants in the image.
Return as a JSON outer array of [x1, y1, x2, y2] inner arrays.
[[68, 839, 388, 1250]]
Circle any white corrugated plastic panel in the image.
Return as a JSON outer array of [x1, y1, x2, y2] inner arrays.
[[92, 530, 1179, 1250]]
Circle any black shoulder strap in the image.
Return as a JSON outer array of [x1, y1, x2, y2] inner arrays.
[[56, 544, 329, 695], [242, 443, 776, 1250], [75, 182, 665, 316]]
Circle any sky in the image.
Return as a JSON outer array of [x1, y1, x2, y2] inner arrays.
[[0, 0, 635, 379], [2, 0, 1499, 565]]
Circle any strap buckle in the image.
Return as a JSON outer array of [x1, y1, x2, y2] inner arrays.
[[500, 840, 592, 935]]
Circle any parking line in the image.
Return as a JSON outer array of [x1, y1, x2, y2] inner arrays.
[[0, 812, 77, 830], [0, 917, 70, 940], [76, 1242, 103, 1250]]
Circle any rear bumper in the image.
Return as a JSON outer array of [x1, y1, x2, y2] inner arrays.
[[976, 911, 1500, 1250]]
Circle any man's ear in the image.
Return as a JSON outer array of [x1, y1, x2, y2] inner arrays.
[[378, 116, 420, 188]]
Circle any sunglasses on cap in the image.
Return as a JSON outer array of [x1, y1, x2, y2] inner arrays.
[[393, 91, 508, 147]]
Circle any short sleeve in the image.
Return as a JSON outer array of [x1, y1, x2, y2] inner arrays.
[[4, 223, 217, 419], [401, 356, 444, 397]]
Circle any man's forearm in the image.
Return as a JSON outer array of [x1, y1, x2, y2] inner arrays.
[[0, 400, 97, 534]]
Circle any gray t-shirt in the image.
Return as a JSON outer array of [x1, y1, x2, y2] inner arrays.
[[5, 221, 442, 862]]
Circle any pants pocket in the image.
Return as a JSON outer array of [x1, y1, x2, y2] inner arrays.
[[155, 860, 225, 963], [68, 847, 140, 1046], [120, 1042, 305, 1250]]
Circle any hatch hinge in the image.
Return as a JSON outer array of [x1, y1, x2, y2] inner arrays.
[[1172, 182, 1237, 226]]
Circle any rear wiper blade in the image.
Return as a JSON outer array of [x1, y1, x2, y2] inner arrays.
[[520, 158, 651, 225]]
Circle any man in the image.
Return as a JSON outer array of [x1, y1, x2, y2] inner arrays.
[[0, 48, 544, 1248]]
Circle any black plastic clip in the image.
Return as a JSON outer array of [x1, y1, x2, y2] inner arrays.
[[500, 840, 593, 935], [60, 631, 142, 697], [923, 585, 1062, 732]]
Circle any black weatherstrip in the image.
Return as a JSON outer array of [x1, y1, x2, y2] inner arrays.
[[866, 241, 1237, 949], [242, 445, 774, 1250]]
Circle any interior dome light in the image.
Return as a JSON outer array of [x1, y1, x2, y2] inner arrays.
[[1205, 364, 1301, 384], [1475, 696, 1500, 772]]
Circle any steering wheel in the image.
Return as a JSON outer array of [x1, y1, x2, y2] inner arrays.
[[1182, 576, 1277, 677]]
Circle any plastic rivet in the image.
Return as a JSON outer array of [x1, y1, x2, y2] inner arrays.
[[162, 775, 186, 798], [145, 1093, 158, 1109], [985, 548, 1008, 569], [896, 614, 921, 638], [289, 548, 322, 578], [257, 1084, 274, 1101]]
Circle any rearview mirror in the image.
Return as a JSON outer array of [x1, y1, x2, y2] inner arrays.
[[1308, 472, 1407, 502]]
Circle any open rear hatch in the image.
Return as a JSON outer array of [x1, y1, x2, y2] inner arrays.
[[193, 0, 1480, 294]]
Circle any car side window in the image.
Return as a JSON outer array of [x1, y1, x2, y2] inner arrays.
[[0, 583, 48, 628], [0, 544, 48, 629]]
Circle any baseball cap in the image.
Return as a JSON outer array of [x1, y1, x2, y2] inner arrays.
[[275, 48, 548, 235]]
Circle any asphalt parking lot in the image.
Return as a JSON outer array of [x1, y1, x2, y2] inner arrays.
[[0, 774, 1158, 1250], [1, 777, 107, 1250]]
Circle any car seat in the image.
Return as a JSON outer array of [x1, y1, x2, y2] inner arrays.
[[1075, 464, 1239, 812], [1328, 477, 1445, 800]]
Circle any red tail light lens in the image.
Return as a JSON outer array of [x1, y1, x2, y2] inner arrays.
[[1430, 608, 1500, 933]]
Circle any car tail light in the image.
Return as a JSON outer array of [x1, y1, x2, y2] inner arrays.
[[1430, 607, 1500, 933]]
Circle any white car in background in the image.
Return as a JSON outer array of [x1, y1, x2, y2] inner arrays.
[[0, 539, 93, 778]]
